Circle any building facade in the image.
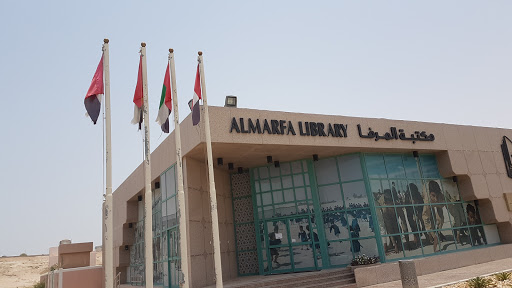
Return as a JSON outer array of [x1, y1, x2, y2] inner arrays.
[[113, 106, 512, 287]]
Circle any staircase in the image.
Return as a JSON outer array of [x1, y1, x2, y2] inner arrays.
[[217, 267, 357, 288]]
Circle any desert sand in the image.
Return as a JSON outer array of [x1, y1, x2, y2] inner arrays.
[[0, 253, 102, 288], [0, 255, 48, 288]]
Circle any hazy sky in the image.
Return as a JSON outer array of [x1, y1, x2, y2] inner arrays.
[[0, 1, 510, 256]]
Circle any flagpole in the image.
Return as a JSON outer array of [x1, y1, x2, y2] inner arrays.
[[103, 38, 114, 288], [141, 42, 154, 288], [169, 49, 190, 288], [198, 51, 223, 288]]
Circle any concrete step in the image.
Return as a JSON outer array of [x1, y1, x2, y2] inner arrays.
[[232, 269, 355, 288], [268, 273, 355, 288]]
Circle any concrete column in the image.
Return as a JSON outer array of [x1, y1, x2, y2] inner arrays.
[[399, 260, 419, 288]]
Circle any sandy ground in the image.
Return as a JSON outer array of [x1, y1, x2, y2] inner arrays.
[[0, 253, 102, 288], [0, 255, 48, 288]]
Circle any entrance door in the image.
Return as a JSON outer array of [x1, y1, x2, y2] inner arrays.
[[166, 227, 181, 288], [262, 215, 320, 274]]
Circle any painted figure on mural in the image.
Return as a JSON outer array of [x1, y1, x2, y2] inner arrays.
[[298, 225, 309, 250], [268, 232, 281, 264], [422, 181, 446, 252], [466, 204, 487, 246]]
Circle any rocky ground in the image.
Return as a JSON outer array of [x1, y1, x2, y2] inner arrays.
[[0, 255, 48, 288], [443, 273, 512, 288], [0, 253, 102, 288]]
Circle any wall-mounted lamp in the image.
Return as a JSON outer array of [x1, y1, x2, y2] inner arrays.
[[224, 95, 237, 108], [453, 176, 458, 183], [267, 156, 273, 164], [124, 245, 129, 251], [238, 167, 243, 174], [413, 151, 419, 158], [188, 99, 193, 111], [274, 161, 280, 168], [138, 195, 142, 201], [228, 163, 234, 170], [155, 182, 160, 189], [217, 158, 223, 166], [128, 223, 133, 228], [313, 154, 319, 161]]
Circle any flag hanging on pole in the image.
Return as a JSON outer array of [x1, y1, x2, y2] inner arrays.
[[131, 55, 143, 130], [192, 64, 202, 126], [155, 63, 172, 133], [84, 55, 104, 124]]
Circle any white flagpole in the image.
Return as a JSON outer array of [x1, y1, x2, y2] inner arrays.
[[198, 51, 223, 288], [169, 49, 190, 288], [103, 38, 114, 288], [141, 42, 154, 288]]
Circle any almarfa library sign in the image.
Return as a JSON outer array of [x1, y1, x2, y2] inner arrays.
[[229, 117, 435, 143]]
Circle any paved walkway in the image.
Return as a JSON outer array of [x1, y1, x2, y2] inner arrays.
[[367, 258, 512, 288]]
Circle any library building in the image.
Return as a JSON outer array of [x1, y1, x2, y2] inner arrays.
[[112, 102, 512, 287]]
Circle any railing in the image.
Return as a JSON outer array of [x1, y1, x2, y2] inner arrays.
[[115, 272, 121, 288], [130, 275, 144, 285]]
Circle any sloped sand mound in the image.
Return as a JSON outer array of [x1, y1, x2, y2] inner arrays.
[[0, 255, 48, 288]]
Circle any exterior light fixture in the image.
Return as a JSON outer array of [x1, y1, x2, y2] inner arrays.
[[413, 151, 419, 158], [453, 176, 458, 183], [313, 154, 319, 161], [137, 195, 142, 201], [188, 99, 193, 111], [238, 167, 243, 174], [217, 158, 223, 166], [128, 223, 133, 228], [274, 161, 280, 168], [225, 95, 237, 107], [125, 245, 129, 251], [155, 182, 160, 189], [267, 156, 273, 164], [228, 163, 234, 170]]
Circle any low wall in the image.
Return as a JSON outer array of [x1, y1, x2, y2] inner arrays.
[[41, 266, 103, 288], [354, 244, 512, 287]]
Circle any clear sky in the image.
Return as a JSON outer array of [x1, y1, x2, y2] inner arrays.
[[0, 1, 510, 256]]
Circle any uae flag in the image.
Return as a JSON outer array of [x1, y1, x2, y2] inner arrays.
[[155, 63, 172, 133], [192, 64, 202, 126], [131, 55, 143, 130], [84, 55, 104, 124]]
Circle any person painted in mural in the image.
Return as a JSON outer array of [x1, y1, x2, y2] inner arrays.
[[329, 220, 341, 238], [268, 232, 281, 264], [391, 182, 409, 235], [445, 192, 467, 245], [422, 181, 446, 252], [298, 225, 309, 250], [404, 183, 424, 248], [381, 189, 401, 253], [350, 226, 362, 254], [466, 204, 487, 246]]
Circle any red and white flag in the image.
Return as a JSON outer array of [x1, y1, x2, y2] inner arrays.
[[192, 64, 201, 126], [84, 55, 104, 124], [131, 55, 143, 130]]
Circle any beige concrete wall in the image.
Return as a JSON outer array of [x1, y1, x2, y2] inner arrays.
[[58, 242, 93, 269], [184, 157, 237, 288], [62, 266, 104, 288]]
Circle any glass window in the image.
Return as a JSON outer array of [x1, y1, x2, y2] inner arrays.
[[314, 158, 339, 185], [342, 181, 368, 209], [384, 155, 406, 178], [338, 154, 363, 181], [403, 155, 420, 179], [420, 155, 440, 178], [365, 154, 387, 178], [318, 184, 343, 210], [291, 161, 303, 174]]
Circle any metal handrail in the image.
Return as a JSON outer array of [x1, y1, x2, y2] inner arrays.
[[115, 272, 121, 288]]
